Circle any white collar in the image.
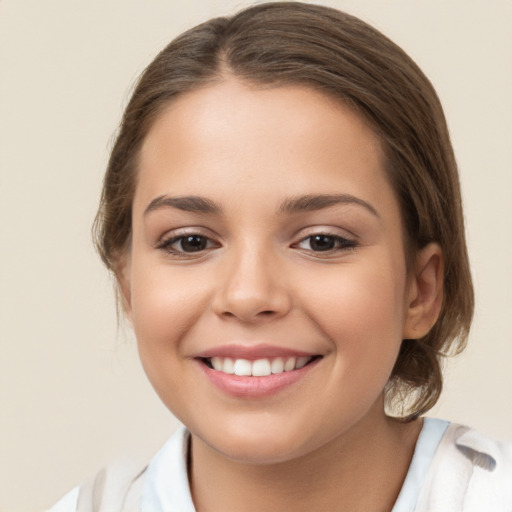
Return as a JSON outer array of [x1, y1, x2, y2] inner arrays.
[[142, 419, 449, 512], [142, 426, 195, 512]]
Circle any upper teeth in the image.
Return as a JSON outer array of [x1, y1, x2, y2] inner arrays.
[[210, 356, 311, 376]]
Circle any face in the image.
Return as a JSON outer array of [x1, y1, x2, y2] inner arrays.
[[123, 79, 417, 464]]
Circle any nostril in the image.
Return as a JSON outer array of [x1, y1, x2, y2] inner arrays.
[[259, 310, 275, 316]]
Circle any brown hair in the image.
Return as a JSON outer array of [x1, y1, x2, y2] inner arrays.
[[94, 2, 474, 419]]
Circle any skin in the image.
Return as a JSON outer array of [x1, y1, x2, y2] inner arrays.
[[119, 79, 443, 511]]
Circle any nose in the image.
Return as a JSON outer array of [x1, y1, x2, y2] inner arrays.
[[211, 246, 292, 323]]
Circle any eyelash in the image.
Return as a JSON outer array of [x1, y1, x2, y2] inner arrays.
[[293, 233, 358, 255], [157, 231, 357, 258], [157, 233, 219, 257]]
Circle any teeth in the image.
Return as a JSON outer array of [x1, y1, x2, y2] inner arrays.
[[233, 359, 252, 376], [252, 359, 271, 377], [296, 356, 309, 369], [223, 357, 234, 374], [284, 357, 296, 371], [271, 358, 284, 374], [211, 357, 223, 371], [208, 356, 313, 376]]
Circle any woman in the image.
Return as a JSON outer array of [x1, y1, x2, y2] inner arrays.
[[48, 3, 512, 511]]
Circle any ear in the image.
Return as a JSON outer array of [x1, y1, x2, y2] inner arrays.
[[114, 251, 133, 322], [403, 243, 444, 339]]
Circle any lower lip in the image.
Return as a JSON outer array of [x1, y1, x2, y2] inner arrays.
[[197, 359, 320, 398]]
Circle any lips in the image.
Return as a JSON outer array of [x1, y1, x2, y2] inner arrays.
[[194, 344, 322, 397]]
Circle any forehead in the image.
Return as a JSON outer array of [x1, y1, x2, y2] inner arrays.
[[135, 79, 396, 218]]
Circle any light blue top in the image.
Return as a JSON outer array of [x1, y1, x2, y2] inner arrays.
[[48, 417, 449, 511], [142, 417, 448, 512], [391, 418, 449, 511]]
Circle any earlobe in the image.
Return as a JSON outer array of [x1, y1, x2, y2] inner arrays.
[[114, 252, 133, 321], [403, 243, 444, 339]]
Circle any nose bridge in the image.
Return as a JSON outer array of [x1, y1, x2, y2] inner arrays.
[[212, 239, 291, 322]]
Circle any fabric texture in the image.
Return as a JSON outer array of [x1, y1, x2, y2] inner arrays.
[[392, 418, 449, 511], [47, 418, 512, 512]]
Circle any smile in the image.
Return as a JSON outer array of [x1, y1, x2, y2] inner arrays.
[[205, 356, 315, 376], [197, 349, 322, 398]]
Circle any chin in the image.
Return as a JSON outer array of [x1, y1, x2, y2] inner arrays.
[[209, 436, 308, 465], [190, 414, 323, 465]]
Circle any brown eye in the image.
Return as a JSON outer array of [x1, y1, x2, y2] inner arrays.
[[309, 235, 336, 251], [178, 235, 208, 252], [158, 233, 217, 255], [295, 233, 357, 253]]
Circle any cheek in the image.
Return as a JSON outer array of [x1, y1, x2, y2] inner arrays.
[[128, 263, 216, 413], [303, 260, 407, 366], [130, 262, 211, 360]]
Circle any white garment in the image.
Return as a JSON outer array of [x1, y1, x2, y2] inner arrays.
[[47, 418, 512, 511]]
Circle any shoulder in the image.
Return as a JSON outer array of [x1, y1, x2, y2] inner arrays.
[[46, 459, 148, 512], [447, 423, 512, 467], [417, 421, 512, 512], [46, 427, 192, 512]]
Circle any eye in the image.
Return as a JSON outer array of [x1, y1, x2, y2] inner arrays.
[[295, 234, 356, 253], [158, 234, 218, 255]]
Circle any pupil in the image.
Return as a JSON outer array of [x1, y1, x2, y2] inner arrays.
[[182, 235, 207, 252], [311, 235, 335, 251]]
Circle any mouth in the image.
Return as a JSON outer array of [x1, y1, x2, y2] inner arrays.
[[195, 349, 323, 398], [200, 355, 321, 376], [193, 344, 323, 397]]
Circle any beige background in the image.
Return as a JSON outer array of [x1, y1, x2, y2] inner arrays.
[[0, 1, 511, 510]]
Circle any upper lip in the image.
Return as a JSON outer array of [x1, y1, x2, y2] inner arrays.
[[193, 344, 319, 361]]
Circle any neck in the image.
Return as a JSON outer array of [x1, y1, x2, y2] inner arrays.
[[189, 405, 422, 512]]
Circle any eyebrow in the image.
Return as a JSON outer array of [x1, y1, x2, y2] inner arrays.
[[144, 195, 222, 216], [279, 194, 380, 218], [143, 193, 379, 218]]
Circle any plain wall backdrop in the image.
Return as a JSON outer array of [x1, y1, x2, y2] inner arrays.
[[1, 1, 511, 510]]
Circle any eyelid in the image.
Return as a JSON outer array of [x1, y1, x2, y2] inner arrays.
[[291, 225, 358, 243], [290, 228, 359, 256], [156, 226, 217, 244], [156, 227, 222, 257], [294, 233, 356, 247]]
